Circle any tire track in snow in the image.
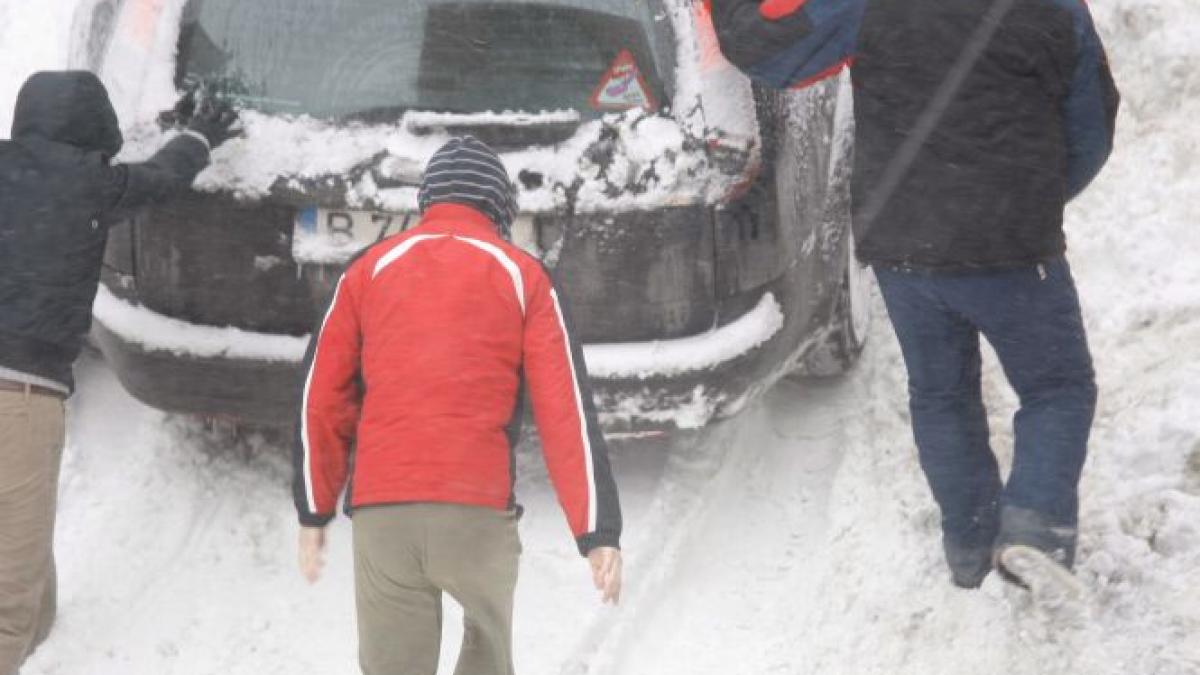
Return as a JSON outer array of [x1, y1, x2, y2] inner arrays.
[[111, 421, 248, 622], [557, 376, 854, 675]]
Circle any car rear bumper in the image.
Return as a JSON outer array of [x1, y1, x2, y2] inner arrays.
[[91, 286, 797, 434]]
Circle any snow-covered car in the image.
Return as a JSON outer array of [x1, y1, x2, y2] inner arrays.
[[71, 0, 868, 435]]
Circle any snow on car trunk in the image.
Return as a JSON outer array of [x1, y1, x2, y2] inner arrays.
[[105, 0, 759, 219]]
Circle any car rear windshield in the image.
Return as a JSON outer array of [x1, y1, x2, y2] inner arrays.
[[175, 0, 673, 122]]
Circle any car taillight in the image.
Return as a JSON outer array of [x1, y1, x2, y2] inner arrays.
[[707, 136, 762, 204]]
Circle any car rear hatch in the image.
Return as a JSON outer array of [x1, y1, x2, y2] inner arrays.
[[106, 0, 733, 349], [175, 0, 671, 128]]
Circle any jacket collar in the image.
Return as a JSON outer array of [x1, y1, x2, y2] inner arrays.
[[415, 203, 503, 240]]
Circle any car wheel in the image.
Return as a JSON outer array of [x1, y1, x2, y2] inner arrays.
[[794, 215, 871, 378]]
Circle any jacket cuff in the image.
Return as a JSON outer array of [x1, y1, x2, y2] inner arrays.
[[298, 511, 335, 528], [576, 530, 621, 557]]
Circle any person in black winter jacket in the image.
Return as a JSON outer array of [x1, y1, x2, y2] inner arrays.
[[711, 0, 1118, 591], [0, 71, 236, 673]]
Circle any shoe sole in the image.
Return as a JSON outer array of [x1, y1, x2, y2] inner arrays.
[[998, 544, 1085, 601]]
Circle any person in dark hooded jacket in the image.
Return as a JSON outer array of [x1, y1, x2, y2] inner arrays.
[[0, 70, 236, 673], [710, 0, 1118, 592]]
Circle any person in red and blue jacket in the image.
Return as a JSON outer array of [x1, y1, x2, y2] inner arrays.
[[712, 0, 1118, 591], [292, 136, 621, 674]]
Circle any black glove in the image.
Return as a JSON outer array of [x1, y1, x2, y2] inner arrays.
[[187, 97, 241, 149], [157, 89, 197, 129]]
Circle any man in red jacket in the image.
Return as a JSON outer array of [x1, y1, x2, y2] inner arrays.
[[293, 136, 622, 675]]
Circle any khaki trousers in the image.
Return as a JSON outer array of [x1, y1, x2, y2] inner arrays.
[[0, 390, 65, 675], [353, 503, 521, 675]]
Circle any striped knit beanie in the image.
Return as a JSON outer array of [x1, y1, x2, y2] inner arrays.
[[418, 136, 518, 239]]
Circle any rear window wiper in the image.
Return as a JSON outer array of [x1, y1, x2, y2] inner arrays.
[[340, 105, 415, 125]]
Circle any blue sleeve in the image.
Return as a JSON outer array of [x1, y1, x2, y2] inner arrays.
[[750, 0, 866, 89], [711, 0, 866, 90], [1059, 1, 1120, 200]]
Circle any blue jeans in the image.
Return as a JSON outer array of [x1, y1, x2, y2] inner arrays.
[[874, 258, 1097, 550]]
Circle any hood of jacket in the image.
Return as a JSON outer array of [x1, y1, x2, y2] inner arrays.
[[11, 70, 123, 159]]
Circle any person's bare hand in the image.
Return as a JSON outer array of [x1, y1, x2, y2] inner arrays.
[[298, 527, 327, 584], [587, 547, 623, 605]]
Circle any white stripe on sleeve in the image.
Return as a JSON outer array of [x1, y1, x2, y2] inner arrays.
[[549, 287, 598, 533], [299, 274, 347, 515]]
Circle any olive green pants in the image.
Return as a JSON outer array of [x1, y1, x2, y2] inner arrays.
[[353, 503, 521, 675], [0, 390, 65, 675]]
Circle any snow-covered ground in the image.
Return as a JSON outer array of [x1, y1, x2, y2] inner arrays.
[[3, 0, 1198, 673]]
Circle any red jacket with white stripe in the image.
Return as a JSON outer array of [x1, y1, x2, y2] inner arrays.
[[292, 203, 621, 555]]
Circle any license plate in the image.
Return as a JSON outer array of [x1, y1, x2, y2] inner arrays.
[[293, 206, 542, 263], [292, 207, 418, 263]]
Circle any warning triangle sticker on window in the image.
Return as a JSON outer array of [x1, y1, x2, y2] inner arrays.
[[589, 50, 659, 112]]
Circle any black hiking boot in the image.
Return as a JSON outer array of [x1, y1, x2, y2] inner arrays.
[[944, 538, 994, 589], [993, 505, 1079, 593], [942, 499, 1000, 589]]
